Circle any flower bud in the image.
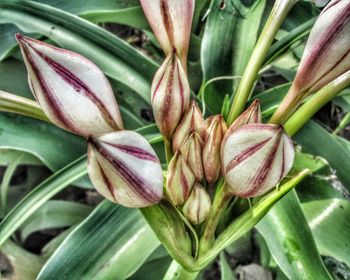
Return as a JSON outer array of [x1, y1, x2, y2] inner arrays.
[[172, 100, 206, 152], [166, 151, 196, 205], [221, 124, 295, 198], [87, 131, 163, 208], [140, 0, 194, 65], [181, 132, 204, 181], [228, 99, 261, 132], [202, 115, 227, 183], [271, 0, 350, 123], [183, 183, 211, 225], [16, 34, 123, 137], [151, 54, 190, 139]]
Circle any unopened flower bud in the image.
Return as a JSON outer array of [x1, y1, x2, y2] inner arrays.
[[172, 100, 206, 152], [183, 183, 211, 225], [151, 54, 190, 139], [181, 132, 204, 181], [166, 151, 196, 205], [221, 124, 295, 198], [202, 115, 227, 183], [228, 99, 261, 132], [271, 0, 350, 123], [87, 131, 163, 208], [140, 0, 194, 65], [16, 34, 123, 137]]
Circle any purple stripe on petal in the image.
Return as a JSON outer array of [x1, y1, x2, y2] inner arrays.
[[160, 0, 175, 48], [20, 41, 77, 132], [96, 160, 118, 201], [105, 143, 159, 162], [225, 137, 271, 173], [240, 129, 282, 197], [91, 140, 160, 204], [31, 47, 119, 131]]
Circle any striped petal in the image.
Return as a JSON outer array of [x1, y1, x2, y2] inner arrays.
[[202, 115, 227, 183], [183, 183, 211, 225], [181, 132, 204, 181], [87, 131, 163, 208], [172, 100, 206, 152], [16, 34, 123, 137], [140, 0, 194, 64], [271, 0, 350, 123], [166, 151, 196, 205], [151, 54, 190, 139], [221, 124, 295, 198]]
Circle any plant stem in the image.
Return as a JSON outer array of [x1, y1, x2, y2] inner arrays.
[[163, 137, 174, 165], [334, 112, 350, 135], [226, 0, 297, 125], [163, 260, 199, 280], [198, 182, 231, 256], [0, 90, 49, 122], [284, 70, 350, 137]]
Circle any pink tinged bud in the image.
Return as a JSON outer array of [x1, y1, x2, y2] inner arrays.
[[151, 54, 190, 139], [166, 151, 196, 205], [87, 131, 163, 208], [183, 183, 211, 225], [202, 115, 227, 183], [16, 34, 123, 137], [221, 124, 295, 198], [172, 100, 206, 152], [228, 99, 262, 132], [271, 1, 350, 123], [140, 0, 194, 63], [181, 132, 204, 181], [296, 0, 350, 93]]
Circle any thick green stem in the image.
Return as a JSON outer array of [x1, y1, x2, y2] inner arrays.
[[198, 182, 231, 256], [284, 70, 350, 137], [0, 90, 48, 122], [227, 0, 297, 125], [163, 137, 174, 165], [163, 261, 199, 280]]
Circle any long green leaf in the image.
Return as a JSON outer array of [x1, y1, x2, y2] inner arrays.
[[0, 0, 157, 103], [295, 121, 350, 190], [303, 198, 350, 268], [37, 200, 160, 280], [0, 155, 88, 247], [256, 190, 332, 280]]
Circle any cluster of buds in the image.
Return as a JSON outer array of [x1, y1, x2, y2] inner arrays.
[[142, 0, 296, 225], [16, 34, 164, 208]]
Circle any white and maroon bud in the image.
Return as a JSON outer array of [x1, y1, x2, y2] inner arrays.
[[202, 115, 227, 183], [87, 131, 163, 208], [221, 124, 295, 198], [151, 54, 190, 139], [228, 99, 261, 132], [140, 0, 194, 66], [16, 34, 123, 137], [183, 183, 211, 225], [271, 0, 350, 123], [172, 100, 206, 152], [166, 151, 196, 205], [181, 132, 204, 181]]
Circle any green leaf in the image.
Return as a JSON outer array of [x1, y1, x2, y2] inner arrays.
[[295, 121, 350, 190], [302, 198, 350, 268], [20, 200, 92, 241], [129, 246, 171, 280], [195, 170, 310, 270], [0, 240, 44, 279], [201, 0, 266, 114], [220, 252, 236, 280], [256, 190, 332, 280], [0, 113, 86, 172], [37, 200, 160, 280], [0, 155, 88, 248], [0, 0, 158, 103]]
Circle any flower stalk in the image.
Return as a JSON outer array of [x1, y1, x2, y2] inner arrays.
[[227, 0, 297, 125]]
